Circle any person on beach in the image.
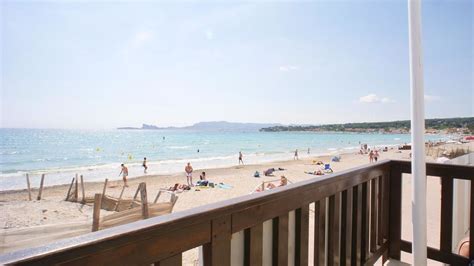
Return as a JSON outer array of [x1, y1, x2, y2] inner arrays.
[[266, 176, 288, 189], [307, 148, 310, 154], [142, 157, 148, 174], [185, 162, 194, 186], [119, 164, 129, 187], [239, 151, 244, 165], [294, 149, 299, 160], [374, 150, 379, 162], [369, 150, 374, 163], [200, 171, 206, 180]]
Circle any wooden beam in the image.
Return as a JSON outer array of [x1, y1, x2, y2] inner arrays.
[[244, 224, 263, 266], [400, 239, 469, 265], [314, 199, 326, 266], [101, 178, 108, 201], [440, 177, 453, 253], [80, 175, 85, 203], [470, 179, 474, 260], [360, 182, 369, 264], [92, 193, 102, 232], [37, 174, 45, 200], [388, 164, 402, 260], [114, 185, 126, 212], [65, 177, 75, 201], [155, 253, 182, 266], [272, 213, 289, 266], [340, 188, 352, 266], [130, 183, 141, 209], [327, 193, 341, 265], [294, 205, 309, 266], [351, 184, 362, 266], [154, 191, 162, 204], [26, 174, 32, 201], [140, 183, 149, 219], [370, 178, 377, 253], [377, 175, 384, 246], [74, 174, 79, 201], [203, 215, 231, 266]]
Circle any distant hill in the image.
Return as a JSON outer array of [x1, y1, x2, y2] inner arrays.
[[260, 117, 474, 134], [118, 121, 281, 132]]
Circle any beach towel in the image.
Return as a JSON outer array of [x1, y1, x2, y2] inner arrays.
[[218, 183, 233, 189]]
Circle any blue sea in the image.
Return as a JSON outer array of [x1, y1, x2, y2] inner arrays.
[[0, 128, 449, 191]]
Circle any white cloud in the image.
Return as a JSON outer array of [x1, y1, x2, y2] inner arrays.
[[359, 94, 393, 104], [132, 30, 153, 47], [205, 29, 214, 40], [279, 65, 300, 72], [424, 94, 441, 102]]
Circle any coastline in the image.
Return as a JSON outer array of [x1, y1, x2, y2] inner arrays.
[[0, 141, 410, 194], [0, 141, 472, 263], [0, 131, 451, 191]]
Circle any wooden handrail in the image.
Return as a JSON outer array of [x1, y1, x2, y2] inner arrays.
[[0, 160, 471, 265]]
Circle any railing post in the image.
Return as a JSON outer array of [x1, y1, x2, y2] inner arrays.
[[440, 177, 453, 253], [388, 162, 402, 260], [203, 215, 231, 266], [273, 213, 289, 266], [295, 205, 309, 266], [470, 180, 474, 260]]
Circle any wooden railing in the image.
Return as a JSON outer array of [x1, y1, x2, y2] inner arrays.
[[389, 160, 474, 265], [0, 160, 472, 265]]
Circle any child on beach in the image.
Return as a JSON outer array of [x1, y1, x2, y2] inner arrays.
[[142, 157, 148, 174], [119, 164, 129, 187], [374, 150, 379, 162], [185, 162, 194, 186], [294, 149, 299, 160], [239, 151, 244, 165], [200, 171, 206, 180], [369, 150, 374, 163]]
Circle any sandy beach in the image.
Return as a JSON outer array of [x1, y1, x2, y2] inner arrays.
[[1, 142, 472, 264]]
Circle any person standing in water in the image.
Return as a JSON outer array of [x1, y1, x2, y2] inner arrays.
[[185, 162, 194, 186], [142, 157, 148, 174], [307, 148, 310, 154], [239, 151, 244, 165], [294, 149, 299, 160], [119, 163, 129, 187]]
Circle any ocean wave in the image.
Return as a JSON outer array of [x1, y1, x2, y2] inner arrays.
[[168, 145, 192, 150]]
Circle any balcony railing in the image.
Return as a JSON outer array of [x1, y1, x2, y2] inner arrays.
[[0, 160, 472, 265]]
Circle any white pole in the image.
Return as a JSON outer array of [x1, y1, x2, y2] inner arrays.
[[408, 0, 427, 265]]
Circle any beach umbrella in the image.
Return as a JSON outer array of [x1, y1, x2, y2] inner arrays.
[[408, 0, 427, 264]]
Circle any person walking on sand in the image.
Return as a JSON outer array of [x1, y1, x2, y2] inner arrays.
[[239, 151, 244, 165], [294, 149, 299, 160], [119, 163, 129, 187], [374, 150, 379, 162], [369, 150, 374, 163], [185, 162, 194, 186], [142, 157, 148, 174]]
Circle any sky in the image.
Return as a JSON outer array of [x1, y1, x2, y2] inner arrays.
[[0, 0, 472, 129]]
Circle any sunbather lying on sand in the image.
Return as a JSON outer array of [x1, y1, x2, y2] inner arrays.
[[255, 176, 288, 192], [266, 176, 288, 189], [168, 183, 191, 192], [305, 170, 324, 175]]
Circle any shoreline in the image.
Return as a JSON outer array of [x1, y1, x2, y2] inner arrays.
[[0, 142, 407, 194], [0, 141, 472, 262]]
